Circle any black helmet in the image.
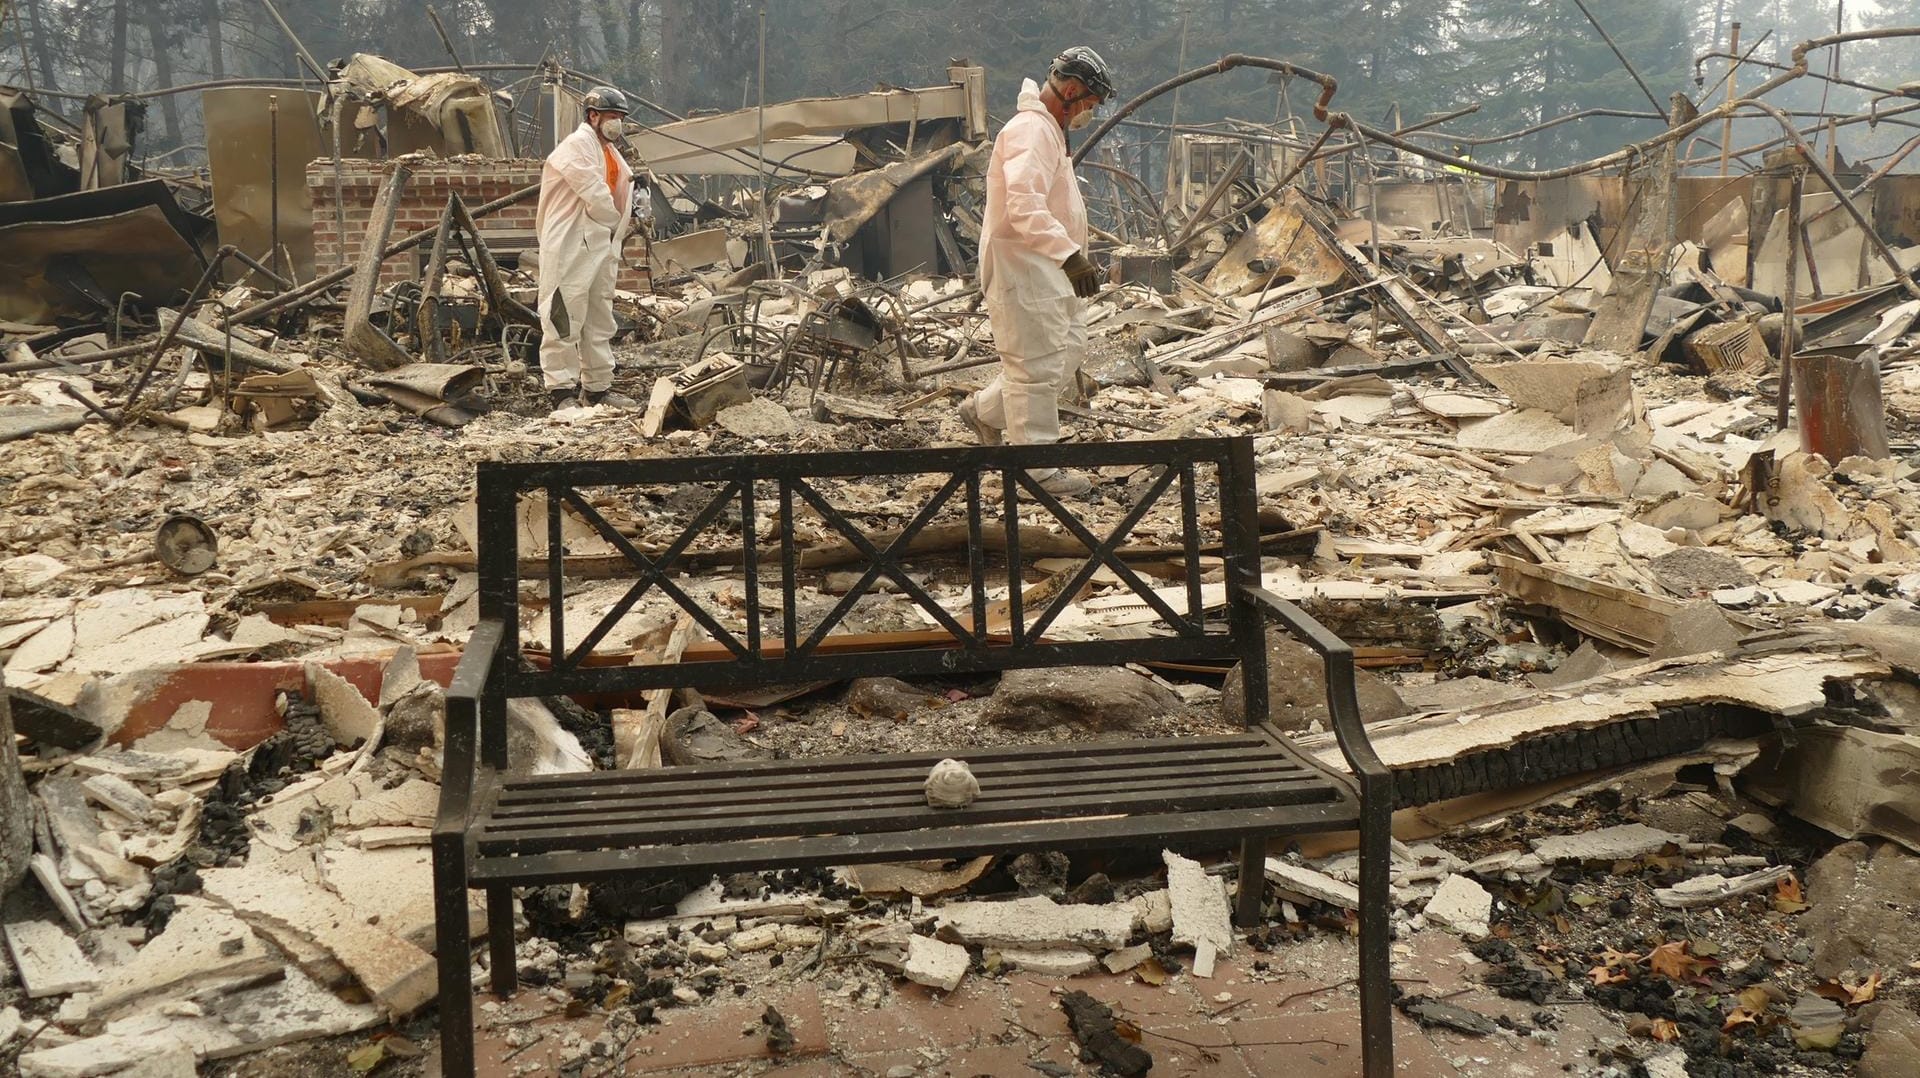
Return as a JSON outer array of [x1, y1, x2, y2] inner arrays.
[[581, 85, 631, 115], [1050, 46, 1115, 102]]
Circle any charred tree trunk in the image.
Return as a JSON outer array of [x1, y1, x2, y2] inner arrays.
[[22, 0, 58, 90], [0, 672, 32, 898], [142, 4, 181, 145], [204, 0, 225, 79], [108, 0, 130, 94]]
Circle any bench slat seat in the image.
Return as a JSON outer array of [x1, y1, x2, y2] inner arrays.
[[473, 723, 1353, 860]]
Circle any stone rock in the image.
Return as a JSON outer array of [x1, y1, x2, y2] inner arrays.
[[1803, 841, 1920, 980], [662, 706, 773, 766], [846, 677, 938, 721], [1220, 627, 1409, 731], [1649, 547, 1757, 597], [1422, 874, 1492, 936], [984, 666, 1178, 732], [1861, 1002, 1920, 1078], [923, 758, 980, 809]]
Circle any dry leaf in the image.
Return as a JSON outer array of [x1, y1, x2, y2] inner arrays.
[[1589, 965, 1632, 986], [1835, 968, 1881, 999], [1774, 873, 1810, 913], [1650, 1018, 1681, 1042], [1598, 945, 1640, 968], [1723, 1008, 1760, 1032], [1737, 986, 1774, 1013], [1646, 940, 1713, 981]]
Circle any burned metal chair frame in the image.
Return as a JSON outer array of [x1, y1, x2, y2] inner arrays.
[[432, 437, 1395, 1078]]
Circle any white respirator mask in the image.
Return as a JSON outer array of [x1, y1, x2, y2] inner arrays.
[[598, 117, 624, 140]]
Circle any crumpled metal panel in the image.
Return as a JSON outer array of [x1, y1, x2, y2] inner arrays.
[[0, 179, 210, 323], [0, 89, 79, 203]]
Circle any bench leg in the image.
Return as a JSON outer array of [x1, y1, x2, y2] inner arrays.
[[1357, 808, 1395, 1077], [430, 831, 476, 1078], [1234, 836, 1265, 927], [487, 884, 518, 997]]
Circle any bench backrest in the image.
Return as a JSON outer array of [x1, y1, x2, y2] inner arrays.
[[473, 437, 1269, 711]]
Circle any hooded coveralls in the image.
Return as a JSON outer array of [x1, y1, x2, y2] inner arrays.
[[536, 122, 632, 393], [969, 79, 1089, 449]]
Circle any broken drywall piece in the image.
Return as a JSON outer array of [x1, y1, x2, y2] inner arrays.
[[932, 895, 1132, 951], [16, 965, 381, 1077], [3, 920, 101, 998], [1162, 851, 1233, 957], [1475, 353, 1637, 434], [1263, 858, 1361, 909], [74, 898, 279, 1021], [1422, 874, 1492, 936], [990, 946, 1099, 977], [901, 935, 969, 992], [841, 856, 995, 899], [305, 662, 383, 769], [1653, 865, 1794, 908], [201, 861, 437, 1017], [378, 645, 424, 708], [1102, 942, 1154, 973], [1531, 823, 1686, 862], [1455, 409, 1577, 454]]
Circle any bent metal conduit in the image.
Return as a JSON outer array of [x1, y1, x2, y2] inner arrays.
[[1077, 29, 1920, 185]]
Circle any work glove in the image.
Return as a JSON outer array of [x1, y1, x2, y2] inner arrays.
[[1062, 251, 1102, 299]]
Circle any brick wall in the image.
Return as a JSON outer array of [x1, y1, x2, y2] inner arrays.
[[307, 158, 648, 292]]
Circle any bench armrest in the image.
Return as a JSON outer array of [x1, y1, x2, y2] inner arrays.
[[435, 618, 507, 837], [1241, 586, 1391, 786]]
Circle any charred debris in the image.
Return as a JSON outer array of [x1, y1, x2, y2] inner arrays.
[[2, 28, 1920, 1078]]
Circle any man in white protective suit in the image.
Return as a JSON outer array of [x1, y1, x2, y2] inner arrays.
[[957, 47, 1114, 496], [536, 86, 637, 411]]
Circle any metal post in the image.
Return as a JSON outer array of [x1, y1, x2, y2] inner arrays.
[[1777, 167, 1804, 431], [1164, 7, 1191, 208], [269, 94, 281, 282], [1721, 22, 1739, 177], [255, 0, 327, 83], [1569, 0, 1669, 122], [755, 4, 774, 272]]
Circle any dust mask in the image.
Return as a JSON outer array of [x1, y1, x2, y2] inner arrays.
[[1068, 107, 1095, 131], [598, 118, 623, 140]]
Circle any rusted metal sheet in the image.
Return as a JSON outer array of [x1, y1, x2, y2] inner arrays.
[[202, 87, 325, 281]]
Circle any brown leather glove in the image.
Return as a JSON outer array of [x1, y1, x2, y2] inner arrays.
[[1062, 251, 1102, 298]]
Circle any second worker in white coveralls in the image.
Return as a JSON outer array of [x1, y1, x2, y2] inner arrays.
[[957, 47, 1114, 496], [536, 86, 637, 411]]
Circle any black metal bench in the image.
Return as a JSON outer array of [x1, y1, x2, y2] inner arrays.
[[431, 437, 1395, 1077]]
